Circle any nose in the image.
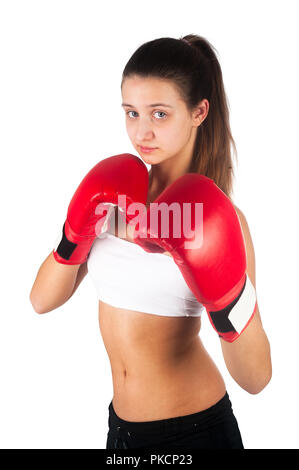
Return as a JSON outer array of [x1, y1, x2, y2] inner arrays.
[[135, 118, 155, 141]]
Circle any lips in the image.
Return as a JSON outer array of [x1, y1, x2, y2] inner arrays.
[[139, 145, 157, 151]]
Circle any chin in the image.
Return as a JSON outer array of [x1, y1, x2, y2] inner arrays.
[[140, 154, 163, 165], [139, 155, 155, 164]]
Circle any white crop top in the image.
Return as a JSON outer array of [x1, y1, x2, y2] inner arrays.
[[87, 231, 205, 317]]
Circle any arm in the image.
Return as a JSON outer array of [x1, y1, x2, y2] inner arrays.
[[220, 207, 272, 394], [30, 153, 148, 313], [29, 254, 88, 314], [133, 173, 272, 394]]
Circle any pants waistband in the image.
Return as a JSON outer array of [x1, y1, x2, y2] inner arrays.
[[108, 392, 232, 436]]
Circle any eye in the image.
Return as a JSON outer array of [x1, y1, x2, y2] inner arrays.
[[126, 111, 138, 119], [125, 110, 167, 120], [154, 111, 167, 119]]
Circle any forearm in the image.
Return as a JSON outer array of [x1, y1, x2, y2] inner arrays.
[[29, 251, 81, 313], [220, 306, 272, 394]]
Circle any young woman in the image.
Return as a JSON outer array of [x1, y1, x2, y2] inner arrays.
[[30, 35, 272, 449]]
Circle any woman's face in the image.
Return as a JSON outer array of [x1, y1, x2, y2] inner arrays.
[[121, 76, 202, 166]]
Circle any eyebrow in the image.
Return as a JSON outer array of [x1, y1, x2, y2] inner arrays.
[[121, 102, 173, 108]]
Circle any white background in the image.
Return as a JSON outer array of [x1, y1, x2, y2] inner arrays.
[[0, 0, 298, 449]]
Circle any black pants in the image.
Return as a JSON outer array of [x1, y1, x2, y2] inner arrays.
[[106, 392, 244, 449]]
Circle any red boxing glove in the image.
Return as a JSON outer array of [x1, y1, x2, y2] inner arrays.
[[53, 153, 148, 265], [133, 174, 257, 342]]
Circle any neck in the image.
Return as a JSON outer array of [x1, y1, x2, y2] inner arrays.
[[149, 158, 189, 192], [149, 149, 194, 197]]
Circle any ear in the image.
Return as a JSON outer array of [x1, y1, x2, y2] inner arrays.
[[192, 98, 209, 127]]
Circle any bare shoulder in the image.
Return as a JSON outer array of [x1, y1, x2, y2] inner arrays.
[[233, 205, 256, 287]]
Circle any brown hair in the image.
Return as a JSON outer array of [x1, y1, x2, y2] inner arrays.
[[121, 34, 237, 199]]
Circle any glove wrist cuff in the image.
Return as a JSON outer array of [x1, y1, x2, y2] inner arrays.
[[207, 274, 257, 342], [53, 220, 95, 265]]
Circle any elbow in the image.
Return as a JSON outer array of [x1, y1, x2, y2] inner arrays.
[[32, 304, 48, 315], [30, 299, 47, 314], [29, 291, 67, 314], [242, 370, 272, 395], [29, 292, 50, 314]]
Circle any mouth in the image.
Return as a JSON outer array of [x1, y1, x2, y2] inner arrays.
[[139, 146, 158, 153]]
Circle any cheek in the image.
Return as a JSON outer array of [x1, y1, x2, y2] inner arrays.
[[126, 121, 142, 140], [165, 122, 189, 147], [125, 125, 137, 145], [125, 120, 132, 135]]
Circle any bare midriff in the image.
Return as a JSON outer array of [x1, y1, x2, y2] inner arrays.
[[99, 302, 226, 422], [97, 206, 227, 422]]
